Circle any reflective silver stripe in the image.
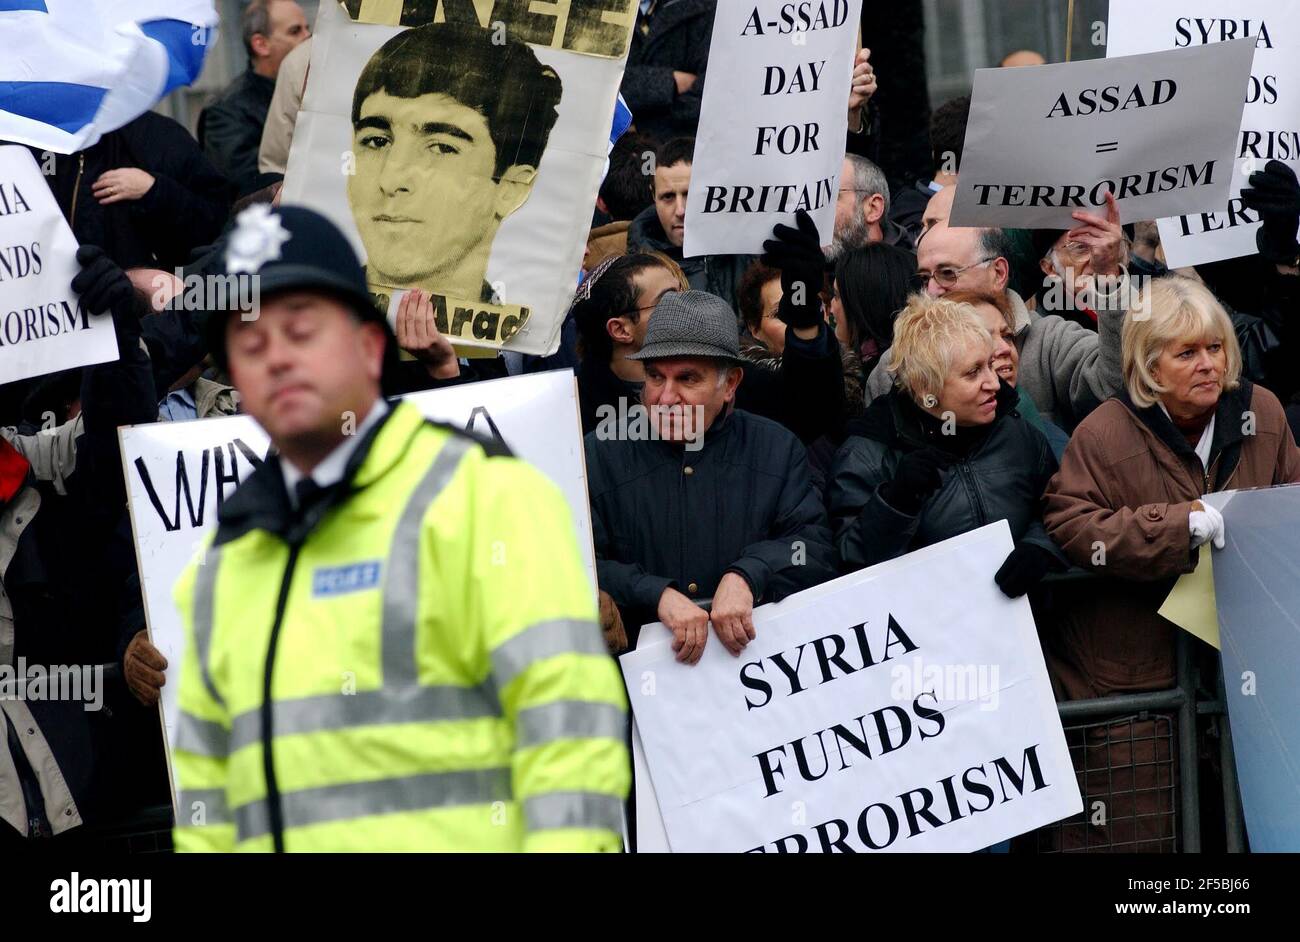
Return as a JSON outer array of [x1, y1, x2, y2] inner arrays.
[[491, 619, 606, 690], [380, 435, 473, 686], [177, 788, 231, 826], [524, 791, 624, 834], [516, 700, 625, 750], [227, 682, 501, 753], [235, 766, 512, 842], [191, 546, 226, 709], [176, 711, 230, 759]]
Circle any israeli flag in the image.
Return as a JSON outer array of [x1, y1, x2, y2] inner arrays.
[[609, 93, 632, 154], [0, 0, 218, 154]]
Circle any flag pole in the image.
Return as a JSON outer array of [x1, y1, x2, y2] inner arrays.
[[1065, 0, 1077, 62]]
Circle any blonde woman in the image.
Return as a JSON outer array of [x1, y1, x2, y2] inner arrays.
[[829, 294, 1064, 595], [1045, 275, 1300, 699], [1041, 275, 1300, 851]]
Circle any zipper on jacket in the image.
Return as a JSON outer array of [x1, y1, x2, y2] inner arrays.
[[959, 461, 989, 525], [69, 154, 85, 231], [261, 541, 302, 854]]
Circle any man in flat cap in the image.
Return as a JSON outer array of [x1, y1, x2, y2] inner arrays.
[[584, 289, 837, 662]]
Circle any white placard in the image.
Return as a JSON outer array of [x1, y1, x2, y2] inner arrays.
[[119, 370, 597, 802], [1107, 2, 1300, 269], [682, 0, 862, 257], [950, 41, 1256, 230], [0, 145, 117, 383], [283, 0, 635, 357], [623, 522, 1082, 853]]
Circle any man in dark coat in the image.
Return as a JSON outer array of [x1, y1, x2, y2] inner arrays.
[[620, 0, 715, 144], [0, 248, 160, 844], [585, 290, 837, 659], [200, 0, 310, 196], [626, 137, 753, 315]]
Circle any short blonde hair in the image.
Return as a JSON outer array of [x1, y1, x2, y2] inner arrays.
[[888, 294, 994, 401], [1123, 276, 1241, 409]]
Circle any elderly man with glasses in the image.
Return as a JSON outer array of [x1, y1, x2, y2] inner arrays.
[[864, 194, 1131, 431]]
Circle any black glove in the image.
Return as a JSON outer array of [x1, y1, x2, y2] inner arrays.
[[1241, 160, 1300, 266], [761, 209, 827, 330], [994, 542, 1060, 599], [71, 245, 145, 345], [881, 448, 951, 516]]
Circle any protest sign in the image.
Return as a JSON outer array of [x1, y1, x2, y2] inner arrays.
[[1107, 2, 1300, 269], [1210, 484, 1300, 851], [282, 0, 637, 357], [119, 370, 598, 801], [950, 40, 1256, 230], [0, 145, 117, 384], [682, 0, 861, 257], [623, 522, 1081, 853]]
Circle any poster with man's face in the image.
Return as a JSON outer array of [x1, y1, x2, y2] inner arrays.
[[283, 0, 639, 356]]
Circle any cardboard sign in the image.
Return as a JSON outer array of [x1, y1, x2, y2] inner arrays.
[[0, 145, 117, 383], [624, 523, 1082, 852], [950, 40, 1256, 230], [683, 0, 862, 257]]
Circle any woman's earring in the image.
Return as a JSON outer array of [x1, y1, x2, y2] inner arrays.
[[922, 394, 938, 409]]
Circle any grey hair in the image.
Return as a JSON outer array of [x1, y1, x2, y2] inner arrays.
[[977, 227, 1016, 266], [844, 154, 890, 216], [243, 0, 272, 59]]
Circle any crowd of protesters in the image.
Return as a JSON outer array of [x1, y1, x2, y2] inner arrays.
[[2, 0, 1299, 852]]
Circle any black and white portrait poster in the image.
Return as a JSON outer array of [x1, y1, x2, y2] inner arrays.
[[283, 0, 639, 356]]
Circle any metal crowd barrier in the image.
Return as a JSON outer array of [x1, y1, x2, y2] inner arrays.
[[1027, 574, 1247, 853]]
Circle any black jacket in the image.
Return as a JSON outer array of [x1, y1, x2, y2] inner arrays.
[[621, 0, 715, 143], [3, 297, 160, 836], [33, 112, 233, 271], [829, 383, 1062, 572], [199, 68, 275, 197], [577, 356, 643, 435], [586, 409, 837, 634], [627, 205, 753, 313]]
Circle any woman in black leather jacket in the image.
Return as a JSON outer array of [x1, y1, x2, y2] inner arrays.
[[828, 294, 1066, 597]]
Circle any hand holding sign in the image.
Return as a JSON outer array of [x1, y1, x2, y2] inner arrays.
[[396, 288, 459, 380], [711, 572, 757, 656], [71, 246, 143, 345], [761, 209, 828, 331], [1241, 160, 1300, 266], [1066, 190, 1126, 278], [658, 587, 710, 665], [847, 47, 877, 131]]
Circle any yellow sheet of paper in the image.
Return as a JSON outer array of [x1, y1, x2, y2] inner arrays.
[[1158, 553, 1220, 649]]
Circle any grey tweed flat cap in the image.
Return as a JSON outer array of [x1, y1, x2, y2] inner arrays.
[[627, 290, 744, 364]]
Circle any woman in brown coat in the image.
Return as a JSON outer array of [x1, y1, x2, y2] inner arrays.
[[1042, 275, 1300, 850]]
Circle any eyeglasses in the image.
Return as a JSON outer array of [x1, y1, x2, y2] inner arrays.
[[916, 256, 997, 289]]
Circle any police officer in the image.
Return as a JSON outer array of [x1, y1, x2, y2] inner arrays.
[[172, 205, 629, 852]]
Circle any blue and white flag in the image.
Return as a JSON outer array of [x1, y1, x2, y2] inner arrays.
[[0, 0, 218, 154], [609, 93, 632, 154]]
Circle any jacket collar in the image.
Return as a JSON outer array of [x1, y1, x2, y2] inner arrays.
[[214, 399, 415, 546], [628, 205, 680, 260], [1117, 380, 1254, 485]]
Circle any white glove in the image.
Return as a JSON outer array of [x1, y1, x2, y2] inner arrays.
[[1189, 504, 1225, 550]]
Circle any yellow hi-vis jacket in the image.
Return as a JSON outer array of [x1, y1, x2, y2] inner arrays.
[[171, 401, 629, 851]]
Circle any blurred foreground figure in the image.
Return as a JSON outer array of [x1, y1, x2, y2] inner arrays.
[[172, 206, 628, 852]]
